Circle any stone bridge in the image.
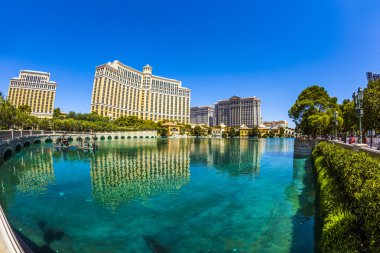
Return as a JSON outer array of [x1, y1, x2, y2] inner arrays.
[[0, 130, 157, 163]]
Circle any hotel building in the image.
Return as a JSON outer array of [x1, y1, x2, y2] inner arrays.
[[366, 71, 380, 82], [190, 106, 214, 126], [214, 96, 262, 128], [90, 60, 191, 123], [7, 70, 57, 118]]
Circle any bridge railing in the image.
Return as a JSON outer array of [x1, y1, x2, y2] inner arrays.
[[0, 130, 158, 142], [0, 130, 45, 142]]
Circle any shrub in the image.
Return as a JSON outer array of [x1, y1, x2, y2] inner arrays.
[[313, 142, 380, 252]]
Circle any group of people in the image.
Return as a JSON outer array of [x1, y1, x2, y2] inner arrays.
[[55, 137, 70, 147], [348, 135, 367, 144]]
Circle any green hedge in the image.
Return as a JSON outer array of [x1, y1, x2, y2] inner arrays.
[[313, 142, 380, 252]]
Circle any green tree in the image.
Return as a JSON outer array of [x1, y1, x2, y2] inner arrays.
[[38, 118, 51, 130], [18, 104, 32, 114], [340, 99, 357, 140], [248, 126, 261, 138], [53, 108, 62, 118], [363, 79, 380, 133], [158, 127, 168, 137], [227, 127, 239, 138], [192, 126, 203, 136], [14, 105, 33, 129], [289, 85, 338, 138], [67, 111, 77, 119], [279, 127, 285, 138], [268, 130, 276, 138], [0, 96, 16, 129]]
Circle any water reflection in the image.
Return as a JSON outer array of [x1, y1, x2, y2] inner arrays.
[[90, 140, 190, 207], [17, 149, 55, 193], [0, 148, 55, 198], [288, 156, 315, 252], [190, 139, 265, 176]]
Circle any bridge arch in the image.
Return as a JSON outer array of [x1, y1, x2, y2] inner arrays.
[[24, 141, 31, 147], [114, 136, 119, 140], [121, 136, 125, 139], [3, 148, 12, 161], [15, 143, 22, 153], [67, 137, 73, 142], [45, 137, 53, 143], [100, 136, 105, 140], [107, 136, 112, 140], [127, 136, 131, 139], [34, 139, 41, 144]]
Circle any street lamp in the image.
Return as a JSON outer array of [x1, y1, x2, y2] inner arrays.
[[352, 87, 364, 144], [333, 111, 338, 140]]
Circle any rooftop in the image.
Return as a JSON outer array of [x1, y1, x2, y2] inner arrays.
[[21, 70, 50, 75]]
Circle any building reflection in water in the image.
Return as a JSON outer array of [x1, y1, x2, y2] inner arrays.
[[90, 139, 190, 207], [190, 139, 265, 176], [16, 148, 55, 193]]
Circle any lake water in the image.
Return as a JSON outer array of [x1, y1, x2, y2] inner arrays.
[[0, 138, 315, 253]]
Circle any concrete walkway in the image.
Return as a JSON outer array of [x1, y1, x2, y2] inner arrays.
[[0, 205, 25, 253], [330, 140, 380, 157]]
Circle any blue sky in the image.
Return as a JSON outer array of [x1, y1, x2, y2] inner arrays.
[[1, 0, 380, 126]]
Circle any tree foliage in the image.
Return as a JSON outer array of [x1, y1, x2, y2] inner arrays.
[[248, 126, 261, 138], [363, 79, 380, 132], [289, 86, 339, 137], [340, 99, 357, 135]]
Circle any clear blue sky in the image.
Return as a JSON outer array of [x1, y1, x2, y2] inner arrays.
[[1, 0, 380, 126]]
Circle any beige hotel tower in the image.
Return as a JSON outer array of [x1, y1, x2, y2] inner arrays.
[[91, 60, 191, 123], [7, 70, 57, 118]]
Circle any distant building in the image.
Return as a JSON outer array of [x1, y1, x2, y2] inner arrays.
[[239, 124, 250, 138], [7, 70, 57, 118], [214, 96, 261, 128], [211, 124, 226, 138], [91, 60, 191, 123], [190, 106, 214, 126], [366, 72, 380, 82], [263, 120, 288, 128], [162, 122, 181, 137]]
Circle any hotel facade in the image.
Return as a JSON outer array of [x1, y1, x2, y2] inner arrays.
[[190, 106, 214, 126], [90, 60, 191, 123], [366, 71, 380, 82], [214, 96, 262, 128], [7, 70, 57, 118]]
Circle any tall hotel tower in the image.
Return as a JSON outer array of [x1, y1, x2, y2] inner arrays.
[[214, 96, 262, 128], [90, 60, 191, 123], [7, 70, 57, 118]]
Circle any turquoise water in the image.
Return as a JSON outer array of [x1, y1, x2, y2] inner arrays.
[[0, 138, 315, 253]]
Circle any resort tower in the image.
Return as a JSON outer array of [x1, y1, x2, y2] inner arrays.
[[214, 96, 262, 128], [7, 70, 57, 118], [90, 60, 191, 123]]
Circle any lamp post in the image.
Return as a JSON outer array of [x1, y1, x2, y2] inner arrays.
[[352, 87, 364, 144], [333, 111, 338, 140]]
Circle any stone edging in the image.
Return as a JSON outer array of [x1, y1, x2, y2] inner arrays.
[[0, 205, 25, 253]]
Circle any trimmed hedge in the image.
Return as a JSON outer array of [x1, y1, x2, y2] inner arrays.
[[313, 142, 380, 252]]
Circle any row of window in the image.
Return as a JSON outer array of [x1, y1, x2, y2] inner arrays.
[[10, 81, 56, 90]]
